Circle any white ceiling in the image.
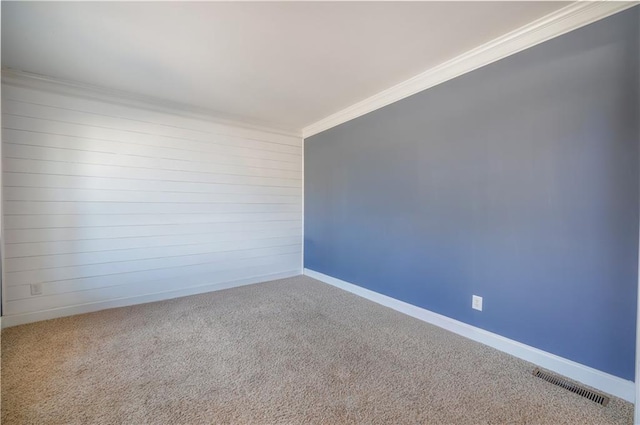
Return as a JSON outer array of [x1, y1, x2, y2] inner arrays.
[[2, 2, 569, 133]]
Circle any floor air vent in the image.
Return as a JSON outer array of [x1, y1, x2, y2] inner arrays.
[[532, 368, 610, 406]]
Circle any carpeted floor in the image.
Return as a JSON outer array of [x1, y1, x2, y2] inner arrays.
[[1, 275, 634, 424]]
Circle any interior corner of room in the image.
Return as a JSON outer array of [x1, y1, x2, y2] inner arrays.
[[1, 1, 639, 424]]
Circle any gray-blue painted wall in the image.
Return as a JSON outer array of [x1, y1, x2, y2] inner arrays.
[[304, 7, 640, 380]]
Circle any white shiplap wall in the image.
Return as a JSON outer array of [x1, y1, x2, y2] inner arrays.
[[1, 81, 302, 325]]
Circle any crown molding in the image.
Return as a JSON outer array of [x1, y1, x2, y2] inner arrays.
[[1, 68, 302, 139], [302, 1, 638, 139]]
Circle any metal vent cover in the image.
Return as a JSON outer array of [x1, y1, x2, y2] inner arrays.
[[532, 368, 610, 406]]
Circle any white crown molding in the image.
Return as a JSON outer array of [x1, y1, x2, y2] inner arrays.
[[304, 268, 635, 403], [302, 1, 638, 139], [1, 68, 301, 139]]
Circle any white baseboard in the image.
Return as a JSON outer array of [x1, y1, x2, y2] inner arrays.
[[304, 268, 635, 403], [1, 270, 300, 329]]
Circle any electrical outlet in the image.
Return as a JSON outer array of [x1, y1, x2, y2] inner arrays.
[[472, 295, 483, 311], [30, 283, 43, 296]]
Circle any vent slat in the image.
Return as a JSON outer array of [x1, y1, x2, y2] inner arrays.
[[532, 368, 610, 406]]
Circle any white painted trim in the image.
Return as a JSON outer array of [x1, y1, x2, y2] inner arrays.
[[302, 1, 638, 138], [1, 270, 299, 328], [635, 106, 640, 422], [0, 13, 4, 321], [301, 138, 305, 272], [304, 268, 635, 403], [636, 248, 640, 420], [1, 68, 301, 139]]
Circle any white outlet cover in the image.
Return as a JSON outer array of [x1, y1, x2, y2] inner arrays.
[[472, 295, 483, 311], [30, 283, 43, 296]]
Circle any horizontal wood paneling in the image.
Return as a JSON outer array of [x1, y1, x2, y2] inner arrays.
[[3, 173, 301, 195], [3, 128, 302, 170], [3, 259, 300, 316], [5, 227, 301, 257], [5, 233, 302, 270], [5, 221, 300, 244], [4, 157, 299, 187], [2, 85, 301, 146], [2, 109, 301, 156], [6, 247, 301, 287], [4, 201, 301, 216], [3, 187, 299, 204], [4, 212, 300, 229], [2, 84, 303, 318], [3, 143, 301, 179]]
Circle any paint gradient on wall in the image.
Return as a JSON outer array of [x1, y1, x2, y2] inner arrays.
[[304, 8, 640, 380]]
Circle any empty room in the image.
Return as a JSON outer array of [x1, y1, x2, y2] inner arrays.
[[1, 1, 639, 424]]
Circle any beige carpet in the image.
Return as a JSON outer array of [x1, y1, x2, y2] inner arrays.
[[1, 275, 633, 424]]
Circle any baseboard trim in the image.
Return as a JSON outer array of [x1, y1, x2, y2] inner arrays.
[[1, 270, 301, 329], [304, 268, 635, 403]]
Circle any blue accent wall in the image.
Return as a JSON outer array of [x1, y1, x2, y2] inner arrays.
[[304, 8, 640, 380]]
